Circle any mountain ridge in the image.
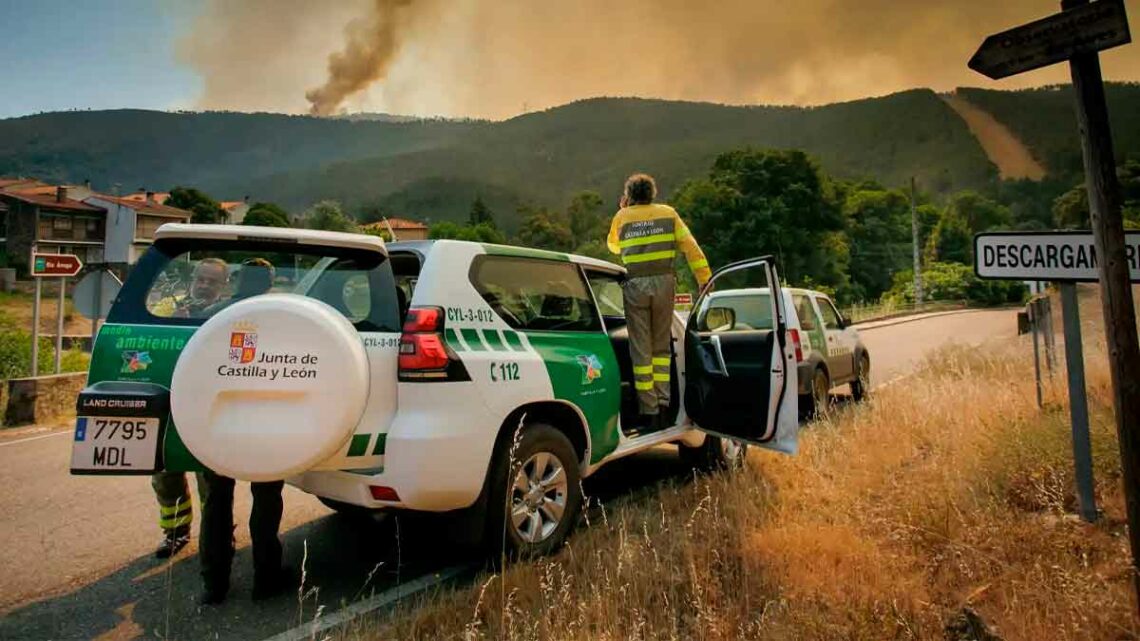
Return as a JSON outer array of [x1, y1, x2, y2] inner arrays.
[[3, 85, 1138, 228]]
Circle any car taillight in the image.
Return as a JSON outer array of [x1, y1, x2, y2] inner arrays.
[[403, 307, 442, 333], [398, 306, 469, 381], [789, 329, 804, 363], [369, 485, 400, 501], [400, 333, 449, 370]]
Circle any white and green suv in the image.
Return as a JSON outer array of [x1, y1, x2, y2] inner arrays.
[[71, 224, 799, 556]]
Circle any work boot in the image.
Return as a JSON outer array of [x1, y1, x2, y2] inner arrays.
[[636, 412, 658, 431], [154, 532, 190, 559], [252, 566, 297, 601]]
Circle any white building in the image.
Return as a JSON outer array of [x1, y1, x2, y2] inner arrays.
[[85, 193, 192, 265]]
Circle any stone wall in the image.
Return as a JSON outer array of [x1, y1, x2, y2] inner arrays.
[[3, 372, 86, 427]]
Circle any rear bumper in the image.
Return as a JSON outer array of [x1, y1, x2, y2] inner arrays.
[[291, 397, 499, 512]]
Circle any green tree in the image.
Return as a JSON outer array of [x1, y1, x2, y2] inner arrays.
[[673, 148, 846, 295], [167, 186, 225, 224], [1053, 158, 1140, 229], [469, 196, 496, 228], [429, 221, 506, 244], [515, 208, 574, 252], [572, 239, 620, 265], [842, 185, 911, 301], [883, 262, 1026, 306], [924, 209, 973, 264], [566, 191, 606, 247], [946, 191, 1011, 233], [300, 200, 358, 232], [242, 202, 291, 227]]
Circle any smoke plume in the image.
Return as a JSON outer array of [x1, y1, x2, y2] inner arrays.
[[305, 0, 417, 116], [178, 0, 1140, 119]]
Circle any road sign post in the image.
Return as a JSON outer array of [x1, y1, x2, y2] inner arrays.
[[1060, 282, 1098, 522], [30, 278, 41, 376], [1030, 301, 1044, 409], [30, 252, 83, 377], [54, 279, 65, 374], [977, 230, 1140, 517], [971, 0, 1140, 608]]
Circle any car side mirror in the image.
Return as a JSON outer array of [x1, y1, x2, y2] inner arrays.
[[704, 306, 736, 331]]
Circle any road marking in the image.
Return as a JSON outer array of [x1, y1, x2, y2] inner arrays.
[[262, 563, 477, 641], [874, 373, 913, 391], [0, 430, 70, 448]]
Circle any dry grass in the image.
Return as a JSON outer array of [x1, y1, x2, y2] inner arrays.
[[339, 331, 1137, 640]]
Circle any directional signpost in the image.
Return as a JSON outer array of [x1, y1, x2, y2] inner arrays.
[[31, 253, 83, 278], [971, 0, 1140, 609], [29, 252, 83, 376], [968, 0, 1131, 79], [977, 230, 1140, 523]]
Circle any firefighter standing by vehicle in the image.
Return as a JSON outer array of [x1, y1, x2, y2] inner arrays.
[[607, 174, 711, 427], [150, 257, 228, 558]]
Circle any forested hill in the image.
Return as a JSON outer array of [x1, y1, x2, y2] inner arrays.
[[956, 83, 1140, 182], [2, 85, 1137, 229], [0, 109, 482, 198]]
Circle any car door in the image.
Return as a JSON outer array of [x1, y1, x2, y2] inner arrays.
[[813, 295, 854, 382], [684, 257, 799, 452]]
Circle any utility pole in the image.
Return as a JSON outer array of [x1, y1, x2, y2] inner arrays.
[[910, 176, 923, 305], [1063, 0, 1140, 601]]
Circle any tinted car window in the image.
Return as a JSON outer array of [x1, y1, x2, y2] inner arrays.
[[792, 294, 817, 331], [111, 238, 400, 332], [471, 256, 602, 332], [697, 291, 772, 332], [817, 297, 842, 329], [587, 273, 625, 318]]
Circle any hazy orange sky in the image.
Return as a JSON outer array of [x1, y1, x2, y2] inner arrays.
[[178, 0, 1140, 119]]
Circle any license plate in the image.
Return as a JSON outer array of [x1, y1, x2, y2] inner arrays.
[[70, 416, 162, 474]]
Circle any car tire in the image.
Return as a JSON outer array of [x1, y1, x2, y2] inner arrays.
[[485, 422, 583, 560], [850, 352, 871, 402], [678, 435, 748, 473], [806, 367, 830, 419]]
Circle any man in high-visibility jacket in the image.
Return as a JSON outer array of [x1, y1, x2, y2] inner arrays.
[[607, 174, 711, 425]]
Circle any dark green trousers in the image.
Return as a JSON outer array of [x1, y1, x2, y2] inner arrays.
[[198, 469, 285, 591]]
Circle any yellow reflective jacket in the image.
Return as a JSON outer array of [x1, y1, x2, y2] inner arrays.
[[606, 204, 711, 285]]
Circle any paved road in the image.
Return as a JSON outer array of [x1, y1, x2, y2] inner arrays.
[[856, 308, 1019, 387], [0, 308, 1017, 640]]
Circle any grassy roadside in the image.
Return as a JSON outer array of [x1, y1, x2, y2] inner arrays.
[[335, 328, 1134, 640], [0, 291, 90, 380]]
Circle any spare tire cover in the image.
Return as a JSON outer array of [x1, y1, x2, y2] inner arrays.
[[171, 293, 369, 482]]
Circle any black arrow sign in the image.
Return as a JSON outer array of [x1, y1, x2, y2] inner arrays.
[[969, 0, 1131, 79]]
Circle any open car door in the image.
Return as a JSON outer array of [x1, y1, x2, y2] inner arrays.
[[684, 257, 799, 453]]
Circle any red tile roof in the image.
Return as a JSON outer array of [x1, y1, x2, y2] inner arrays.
[[0, 178, 51, 192], [95, 195, 192, 219], [0, 189, 104, 213], [122, 192, 171, 205]]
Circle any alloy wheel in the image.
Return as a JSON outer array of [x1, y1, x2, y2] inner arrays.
[[509, 451, 569, 543]]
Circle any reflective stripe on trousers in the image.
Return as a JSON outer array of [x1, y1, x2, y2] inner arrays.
[[151, 470, 193, 534], [623, 274, 675, 414]]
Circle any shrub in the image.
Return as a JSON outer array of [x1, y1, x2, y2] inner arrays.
[[883, 261, 1027, 306], [0, 330, 89, 379]]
